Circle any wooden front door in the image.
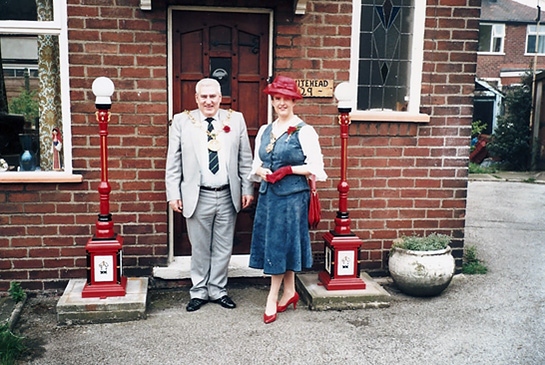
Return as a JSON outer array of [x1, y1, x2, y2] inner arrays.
[[171, 9, 270, 255]]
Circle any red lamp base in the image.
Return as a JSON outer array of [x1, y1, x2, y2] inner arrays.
[[82, 276, 127, 299], [318, 270, 366, 290], [319, 231, 366, 290], [82, 235, 127, 299]]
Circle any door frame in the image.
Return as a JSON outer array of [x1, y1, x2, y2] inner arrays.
[[165, 6, 274, 265]]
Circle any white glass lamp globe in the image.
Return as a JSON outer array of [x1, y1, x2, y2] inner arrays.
[[92, 77, 115, 105], [334, 82, 353, 110]]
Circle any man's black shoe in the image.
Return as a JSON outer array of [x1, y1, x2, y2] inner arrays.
[[212, 295, 236, 309], [186, 298, 208, 312]]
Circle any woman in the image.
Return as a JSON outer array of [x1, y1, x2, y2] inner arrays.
[[249, 76, 327, 324]]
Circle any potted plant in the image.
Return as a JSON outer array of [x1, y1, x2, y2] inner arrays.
[[388, 233, 455, 297]]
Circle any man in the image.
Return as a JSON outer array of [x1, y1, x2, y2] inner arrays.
[[165, 78, 254, 312]]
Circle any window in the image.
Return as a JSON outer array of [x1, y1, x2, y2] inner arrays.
[[0, 0, 78, 182], [349, 0, 427, 119], [479, 23, 505, 53], [526, 25, 545, 54]]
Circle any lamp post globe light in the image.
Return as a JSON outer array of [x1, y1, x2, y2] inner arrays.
[[92, 76, 115, 107], [334, 81, 353, 111], [82, 77, 127, 299], [318, 82, 366, 290]]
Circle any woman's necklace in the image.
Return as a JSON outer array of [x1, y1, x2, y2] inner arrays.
[[185, 110, 232, 151], [265, 133, 277, 153], [265, 118, 295, 153]]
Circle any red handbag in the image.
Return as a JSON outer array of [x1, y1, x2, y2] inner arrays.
[[308, 174, 321, 229]]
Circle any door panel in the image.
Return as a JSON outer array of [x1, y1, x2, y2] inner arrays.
[[171, 10, 269, 256]]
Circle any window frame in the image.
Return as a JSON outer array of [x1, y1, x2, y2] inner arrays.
[[348, 0, 428, 122], [0, 0, 81, 183], [478, 23, 505, 54], [526, 24, 545, 55]]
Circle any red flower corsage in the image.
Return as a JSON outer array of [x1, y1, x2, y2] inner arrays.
[[223, 125, 231, 133], [286, 125, 301, 142]]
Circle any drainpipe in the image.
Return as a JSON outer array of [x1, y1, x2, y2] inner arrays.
[[531, 4, 541, 170]]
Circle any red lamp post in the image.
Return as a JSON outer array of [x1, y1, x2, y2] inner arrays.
[[82, 77, 127, 299], [318, 82, 366, 290]]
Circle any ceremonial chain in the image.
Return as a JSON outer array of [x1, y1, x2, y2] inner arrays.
[[184, 109, 232, 151], [266, 123, 301, 153]]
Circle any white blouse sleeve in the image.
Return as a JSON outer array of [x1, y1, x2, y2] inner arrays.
[[299, 124, 328, 181], [247, 124, 268, 182]]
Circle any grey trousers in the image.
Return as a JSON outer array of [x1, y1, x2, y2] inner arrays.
[[186, 188, 236, 300]]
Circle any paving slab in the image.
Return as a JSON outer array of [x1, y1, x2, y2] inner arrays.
[[469, 171, 545, 183], [56, 277, 148, 325], [297, 272, 391, 310]]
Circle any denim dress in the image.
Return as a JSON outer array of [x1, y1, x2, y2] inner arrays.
[[249, 122, 313, 275]]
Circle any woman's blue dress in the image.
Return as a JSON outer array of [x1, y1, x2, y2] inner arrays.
[[249, 122, 313, 275]]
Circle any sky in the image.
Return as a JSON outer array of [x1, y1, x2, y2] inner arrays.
[[513, 0, 541, 8]]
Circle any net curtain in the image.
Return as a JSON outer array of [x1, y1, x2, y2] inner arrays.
[[37, 0, 62, 171]]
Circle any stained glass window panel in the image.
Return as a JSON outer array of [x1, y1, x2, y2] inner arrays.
[[358, 0, 414, 111]]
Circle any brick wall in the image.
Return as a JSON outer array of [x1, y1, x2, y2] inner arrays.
[[274, 0, 478, 273], [0, 0, 478, 292], [0, 0, 170, 292]]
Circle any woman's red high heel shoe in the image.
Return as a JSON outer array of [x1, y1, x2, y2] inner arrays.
[[277, 292, 299, 313], [263, 312, 277, 324]]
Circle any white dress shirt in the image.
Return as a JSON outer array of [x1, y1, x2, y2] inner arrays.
[[249, 116, 327, 182], [199, 113, 229, 187]]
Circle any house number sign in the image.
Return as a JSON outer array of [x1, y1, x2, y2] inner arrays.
[[295, 79, 333, 98]]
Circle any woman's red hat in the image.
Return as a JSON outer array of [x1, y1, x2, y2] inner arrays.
[[263, 75, 303, 100]]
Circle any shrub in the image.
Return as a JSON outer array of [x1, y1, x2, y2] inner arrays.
[[392, 233, 451, 251], [468, 162, 499, 174], [8, 283, 25, 304], [487, 75, 532, 170], [0, 324, 25, 365], [8, 89, 39, 125], [462, 245, 488, 275], [471, 120, 487, 138]]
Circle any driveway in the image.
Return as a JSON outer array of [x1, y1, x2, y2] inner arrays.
[[13, 180, 545, 365]]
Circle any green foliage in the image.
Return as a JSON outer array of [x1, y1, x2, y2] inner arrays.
[[487, 75, 532, 170], [8, 283, 24, 304], [471, 120, 487, 137], [7, 89, 39, 125], [0, 324, 25, 365], [468, 162, 499, 174], [462, 245, 488, 275], [392, 233, 451, 251]]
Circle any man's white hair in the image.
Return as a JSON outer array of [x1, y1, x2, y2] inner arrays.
[[196, 78, 222, 95]]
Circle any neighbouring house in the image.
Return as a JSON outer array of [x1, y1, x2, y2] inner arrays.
[[475, 0, 545, 138], [0, 0, 478, 292]]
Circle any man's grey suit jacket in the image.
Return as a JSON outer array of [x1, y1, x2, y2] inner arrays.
[[165, 108, 254, 218]]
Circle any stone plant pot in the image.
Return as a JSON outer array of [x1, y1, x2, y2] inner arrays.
[[388, 246, 455, 297]]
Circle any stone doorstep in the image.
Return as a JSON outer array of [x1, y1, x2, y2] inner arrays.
[[153, 254, 263, 280], [56, 277, 148, 325], [296, 272, 391, 311]]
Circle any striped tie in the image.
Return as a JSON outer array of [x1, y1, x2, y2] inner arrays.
[[206, 118, 219, 174]]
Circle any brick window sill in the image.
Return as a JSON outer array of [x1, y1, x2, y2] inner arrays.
[[0, 172, 83, 183]]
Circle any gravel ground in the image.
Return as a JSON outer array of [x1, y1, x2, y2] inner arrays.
[[11, 180, 545, 365]]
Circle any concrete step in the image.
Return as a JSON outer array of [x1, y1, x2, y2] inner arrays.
[[56, 277, 148, 325]]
